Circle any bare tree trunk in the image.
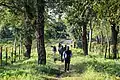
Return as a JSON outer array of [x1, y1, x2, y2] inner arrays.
[[24, 16, 32, 58], [24, 37, 32, 58], [23, 0, 33, 59], [101, 31, 104, 52], [108, 40, 111, 58], [36, 0, 46, 64], [14, 38, 16, 62], [82, 24, 88, 55], [105, 44, 107, 58], [111, 23, 119, 59], [20, 35, 22, 59], [89, 20, 92, 52], [105, 31, 110, 58]]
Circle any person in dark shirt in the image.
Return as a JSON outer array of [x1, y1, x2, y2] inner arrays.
[[63, 46, 72, 72]]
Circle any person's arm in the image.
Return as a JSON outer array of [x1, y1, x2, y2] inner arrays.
[[63, 51, 66, 59]]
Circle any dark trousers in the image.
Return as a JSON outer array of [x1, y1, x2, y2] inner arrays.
[[61, 53, 64, 62], [65, 59, 70, 72]]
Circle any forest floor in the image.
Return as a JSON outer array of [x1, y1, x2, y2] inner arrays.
[[0, 40, 120, 80]]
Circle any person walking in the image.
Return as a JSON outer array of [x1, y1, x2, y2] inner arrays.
[[63, 46, 72, 72]]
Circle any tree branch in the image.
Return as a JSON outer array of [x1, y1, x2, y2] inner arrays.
[[0, 2, 24, 13]]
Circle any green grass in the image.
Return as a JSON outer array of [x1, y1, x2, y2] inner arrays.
[[0, 42, 120, 80]]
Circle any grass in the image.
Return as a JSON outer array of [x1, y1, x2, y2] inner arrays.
[[0, 41, 120, 80]]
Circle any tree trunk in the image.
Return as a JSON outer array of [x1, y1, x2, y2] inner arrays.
[[24, 15, 32, 58], [111, 23, 119, 59], [24, 37, 32, 58], [105, 44, 107, 58], [101, 31, 104, 52], [23, 0, 33, 59], [89, 20, 92, 52], [82, 24, 88, 55], [108, 40, 111, 58], [36, 0, 46, 64], [20, 35, 22, 59], [105, 32, 110, 59], [14, 38, 16, 62]]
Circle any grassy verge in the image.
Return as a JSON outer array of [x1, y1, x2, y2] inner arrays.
[[0, 41, 120, 80]]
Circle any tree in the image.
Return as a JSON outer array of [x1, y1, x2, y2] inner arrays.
[[23, 0, 35, 58], [36, 0, 46, 64], [0, 0, 35, 59], [93, 0, 120, 59], [60, 0, 96, 55]]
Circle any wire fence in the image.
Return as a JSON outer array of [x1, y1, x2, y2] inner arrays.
[[0, 45, 25, 66]]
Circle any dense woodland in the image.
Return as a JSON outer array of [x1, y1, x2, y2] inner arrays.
[[0, 0, 120, 80]]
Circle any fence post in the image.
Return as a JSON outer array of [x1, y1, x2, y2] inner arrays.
[[14, 38, 17, 62], [20, 35, 22, 60], [14, 45, 16, 62], [22, 45, 25, 59], [5, 47, 8, 65], [21, 45, 22, 59], [11, 47, 13, 64], [0, 47, 2, 66], [19, 45, 20, 60], [105, 44, 107, 58]]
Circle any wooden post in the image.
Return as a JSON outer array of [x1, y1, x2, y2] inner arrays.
[[0, 47, 2, 66], [105, 44, 107, 58], [14, 38, 17, 62], [20, 45, 22, 60], [5, 47, 8, 65], [14, 45, 16, 62], [22, 46, 25, 59], [20, 46, 22, 59], [108, 41, 111, 59], [11, 47, 13, 64], [20, 34, 22, 60], [19, 45, 20, 60]]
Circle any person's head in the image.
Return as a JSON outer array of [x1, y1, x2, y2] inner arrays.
[[61, 45, 63, 48], [58, 43, 61, 47], [64, 45, 67, 50], [65, 45, 67, 48]]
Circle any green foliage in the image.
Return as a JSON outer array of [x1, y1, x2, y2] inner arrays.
[[45, 19, 68, 39], [0, 24, 13, 39], [93, 0, 120, 24]]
